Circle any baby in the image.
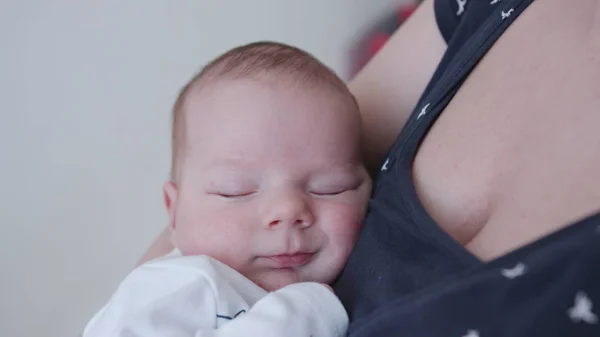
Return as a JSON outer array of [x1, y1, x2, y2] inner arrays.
[[83, 41, 371, 337]]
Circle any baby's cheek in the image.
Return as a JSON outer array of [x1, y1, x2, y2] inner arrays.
[[176, 219, 254, 273], [174, 214, 220, 255], [313, 219, 360, 284], [341, 202, 365, 229], [322, 205, 363, 256], [174, 228, 209, 256]]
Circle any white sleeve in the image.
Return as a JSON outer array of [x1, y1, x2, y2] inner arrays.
[[200, 282, 348, 337], [84, 257, 347, 337], [83, 260, 220, 337]]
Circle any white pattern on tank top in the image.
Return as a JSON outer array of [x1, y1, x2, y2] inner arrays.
[[501, 8, 514, 20], [456, 0, 467, 16], [381, 158, 390, 171], [417, 103, 431, 120], [462, 330, 479, 337], [568, 291, 598, 324], [500, 262, 527, 279]]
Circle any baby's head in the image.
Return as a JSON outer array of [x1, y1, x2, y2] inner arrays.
[[164, 41, 371, 291]]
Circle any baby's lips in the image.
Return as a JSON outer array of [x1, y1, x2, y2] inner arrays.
[[266, 253, 314, 268]]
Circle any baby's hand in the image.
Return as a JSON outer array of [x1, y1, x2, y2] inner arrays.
[[253, 282, 348, 336]]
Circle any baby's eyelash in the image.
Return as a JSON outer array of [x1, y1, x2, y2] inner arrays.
[[214, 191, 255, 198], [311, 189, 347, 196]]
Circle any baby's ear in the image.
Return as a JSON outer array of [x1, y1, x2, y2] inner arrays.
[[163, 181, 178, 231]]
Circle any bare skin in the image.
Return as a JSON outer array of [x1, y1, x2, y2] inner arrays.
[[413, 0, 600, 260], [140, 0, 600, 265]]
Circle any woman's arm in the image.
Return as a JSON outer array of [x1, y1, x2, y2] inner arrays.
[[136, 226, 173, 266], [138, 0, 447, 266], [350, 0, 446, 174]]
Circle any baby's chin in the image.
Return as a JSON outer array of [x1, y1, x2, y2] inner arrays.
[[253, 268, 314, 292]]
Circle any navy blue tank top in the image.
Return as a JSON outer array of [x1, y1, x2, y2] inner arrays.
[[333, 0, 600, 336]]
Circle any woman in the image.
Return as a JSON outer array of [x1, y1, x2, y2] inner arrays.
[[142, 0, 600, 335]]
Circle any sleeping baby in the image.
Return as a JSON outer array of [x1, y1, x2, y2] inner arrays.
[[83, 41, 371, 337]]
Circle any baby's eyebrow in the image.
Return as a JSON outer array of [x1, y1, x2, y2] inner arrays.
[[199, 159, 254, 173], [200, 163, 261, 181], [313, 163, 363, 174]]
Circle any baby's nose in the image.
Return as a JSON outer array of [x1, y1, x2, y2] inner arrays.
[[264, 195, 314, 229]]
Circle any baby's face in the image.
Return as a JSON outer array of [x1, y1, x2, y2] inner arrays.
[[166, 79, 371, 291]]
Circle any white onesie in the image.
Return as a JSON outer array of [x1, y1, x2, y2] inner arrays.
[[83, 250, 348, 337]]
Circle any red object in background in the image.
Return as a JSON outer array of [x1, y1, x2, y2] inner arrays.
[[368, 32, 391, 56], [349, 1, 422, 77], [398, 4, 418, 21]]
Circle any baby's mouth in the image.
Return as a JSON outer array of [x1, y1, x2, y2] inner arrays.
[[263, 253, 315, 268]]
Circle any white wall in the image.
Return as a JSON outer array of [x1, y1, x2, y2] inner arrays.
[[0, 1, 402, 336]]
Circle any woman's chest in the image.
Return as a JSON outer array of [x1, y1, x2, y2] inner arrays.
[[412, 0, 600, 260]]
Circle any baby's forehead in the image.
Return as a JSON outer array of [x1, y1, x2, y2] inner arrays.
[[183, 76, 349, 122], [180, 75, 360, 161], [171, 42, 356, 182]]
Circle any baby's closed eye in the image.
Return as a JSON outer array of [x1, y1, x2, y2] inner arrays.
[[205, 178, 258, 199], [308, 176, 363, 197]]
